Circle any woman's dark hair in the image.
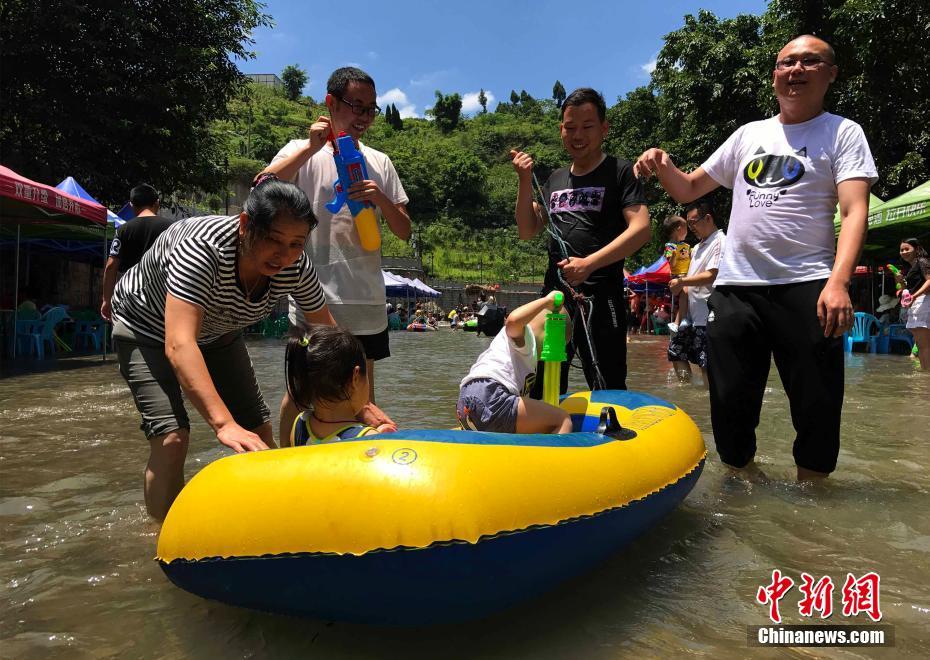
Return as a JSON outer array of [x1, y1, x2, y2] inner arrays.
[[285, 325, 367, 410], [662, 215, 687, 241], [243, 175, 317, 245], [901, 237, 929, 260], [561, 87, 606, 121]]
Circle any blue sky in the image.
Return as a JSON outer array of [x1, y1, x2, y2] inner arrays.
[[242, 0, 767, 117]]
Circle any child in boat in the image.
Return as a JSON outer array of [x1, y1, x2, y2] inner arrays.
[[662, 215, 691, 333], [284, 325, 396, 446], [457, 291, 573, 435]]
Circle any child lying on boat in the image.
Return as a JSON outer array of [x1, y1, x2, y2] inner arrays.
[[457, 292, 573, 435], [284, 325, 396, 445]]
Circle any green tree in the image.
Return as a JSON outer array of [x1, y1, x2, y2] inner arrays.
[[281, 64, 308, 102], [429, 90, 463, 133], [510, 89, 520, 105], [388, 103, 404, 130], [478, 89, 488, 113], [0, 0, 271, 204], [552, 80, 566, 106]]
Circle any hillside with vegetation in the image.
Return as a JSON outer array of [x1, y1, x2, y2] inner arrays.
[[5, 0, 925, 283], [207, 3, 929, 282]]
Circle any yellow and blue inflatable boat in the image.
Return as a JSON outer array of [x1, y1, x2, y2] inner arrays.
[[157, 390, 705, 624]]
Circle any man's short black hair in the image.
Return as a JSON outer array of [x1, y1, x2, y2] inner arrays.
[[561, 87, 607, 122], [327, 67, 375, 96], [684, 198, 715, 220], [129, 184, 159, 209]]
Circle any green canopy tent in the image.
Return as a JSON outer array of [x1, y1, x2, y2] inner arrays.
[[835, 181, 930, 259]]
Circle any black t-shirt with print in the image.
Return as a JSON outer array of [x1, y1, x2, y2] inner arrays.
[[542, 156, 646, 292]]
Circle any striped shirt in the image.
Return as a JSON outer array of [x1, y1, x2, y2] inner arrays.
[[111, 215, 326, 344]]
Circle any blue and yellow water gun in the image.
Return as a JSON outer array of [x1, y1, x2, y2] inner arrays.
[[325, 131, 381, 251]]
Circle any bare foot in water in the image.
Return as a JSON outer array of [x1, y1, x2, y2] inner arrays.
[[725, 460, 771, 485], [796, 466, 829, 483]]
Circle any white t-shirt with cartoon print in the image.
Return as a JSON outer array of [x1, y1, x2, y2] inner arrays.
[[461, 326, 537, 396], [702, 112, 877, 286]]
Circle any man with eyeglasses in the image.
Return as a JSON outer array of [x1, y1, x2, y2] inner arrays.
[[666, 198, 725, 386], [634, 35, 877, 482], [262, 66, 411, 444]]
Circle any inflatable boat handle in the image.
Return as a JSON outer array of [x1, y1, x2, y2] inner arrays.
[[596, 407, 637, 441]]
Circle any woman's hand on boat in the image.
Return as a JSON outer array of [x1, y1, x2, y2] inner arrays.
[[216, 422, 269, 453], [358, 402, 396, 432]]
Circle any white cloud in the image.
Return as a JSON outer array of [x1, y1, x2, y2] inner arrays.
[[410, 70, 450, 87], [367, 51, 378, 60], [461, 90, 495, 115], [641, 56, 657, 75], [377, 87, 418, 118]]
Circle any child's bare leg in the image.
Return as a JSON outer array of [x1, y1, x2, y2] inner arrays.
[[678, 291, 689, 323], [516, 397, 573, 434]]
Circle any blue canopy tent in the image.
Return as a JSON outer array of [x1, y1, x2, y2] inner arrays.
[[382, 270, 415, 297], [410, 277, 441, 298], [57, 177, 123, 228], [117, 203, 134, 223]]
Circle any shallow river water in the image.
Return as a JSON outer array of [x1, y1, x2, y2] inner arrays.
[[1, 331, 928, 658]]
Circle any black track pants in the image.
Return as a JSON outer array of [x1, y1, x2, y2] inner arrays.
[[705, 280, 844, 473]]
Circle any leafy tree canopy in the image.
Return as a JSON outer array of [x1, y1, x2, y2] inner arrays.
[[0, 0, 271, 205], [281, 64, 308, 102]]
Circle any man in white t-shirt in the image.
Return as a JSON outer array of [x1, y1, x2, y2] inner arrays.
[[261, 67, 411, 444], [634, 35, 877, 481], [666, 198, 725, 384]]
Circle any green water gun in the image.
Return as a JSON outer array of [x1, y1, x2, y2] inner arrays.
[[539, 292, 566, 407]]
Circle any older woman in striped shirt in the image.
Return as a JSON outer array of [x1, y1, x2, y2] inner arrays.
[[111, 176, 335, 519]]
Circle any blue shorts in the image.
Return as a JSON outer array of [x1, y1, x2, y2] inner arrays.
[[456, 378, 519, 433]]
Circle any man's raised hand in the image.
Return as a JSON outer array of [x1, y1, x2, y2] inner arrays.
[[308, 115, 333, 153], [633, 148, 671, 179], [510, 149, 534, 180]]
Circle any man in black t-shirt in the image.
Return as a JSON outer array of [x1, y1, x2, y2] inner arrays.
[[101, 184, 176, 321], [511, 88, 650, 392]]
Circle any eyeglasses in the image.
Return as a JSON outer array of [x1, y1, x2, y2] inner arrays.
[[335, 96, 382, 117], [775, 56, 833, 71]]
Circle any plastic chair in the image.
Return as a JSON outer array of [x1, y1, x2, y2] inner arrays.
[[844, 312, 880, 353], [14, 306, 69, 359], [73, 316, 107, 351], [876, 323, 914, 354], [652, 316, 670, 335]]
